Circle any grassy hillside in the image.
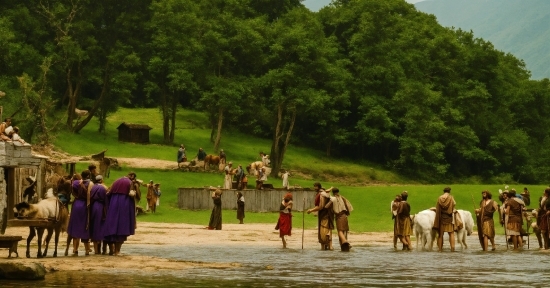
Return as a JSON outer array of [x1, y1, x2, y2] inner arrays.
[[54, 108, 406, 185], [55, 108, 544, 233]]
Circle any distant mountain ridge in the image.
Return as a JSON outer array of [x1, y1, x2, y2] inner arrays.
[[415, 0, 550, 79]]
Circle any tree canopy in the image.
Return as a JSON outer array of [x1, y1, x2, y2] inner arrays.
[[1, 0, 549, 183]]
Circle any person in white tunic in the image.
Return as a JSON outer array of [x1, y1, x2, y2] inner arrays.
[[223, 162, 233, 189]]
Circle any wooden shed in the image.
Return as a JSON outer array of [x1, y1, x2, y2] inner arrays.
[[117, 122, 152, 143]]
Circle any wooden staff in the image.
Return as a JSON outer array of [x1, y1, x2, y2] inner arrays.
[[302, 196, 305, 250]]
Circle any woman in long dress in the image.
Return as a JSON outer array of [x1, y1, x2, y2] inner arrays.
[[276, 193, 293, 248], [208, 189, 223, 230]]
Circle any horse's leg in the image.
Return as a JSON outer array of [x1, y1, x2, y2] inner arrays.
[[64, 234, 72, 256], [42, 227, 54, 257], [36, 228, 45, 258], [53, 227, 61, 257], [26, 227, 36, 258]]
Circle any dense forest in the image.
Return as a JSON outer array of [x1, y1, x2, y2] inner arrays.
[[1, 0, 549, 183]]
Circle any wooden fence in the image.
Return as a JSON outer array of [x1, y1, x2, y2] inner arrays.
[[178, 188, 318, 212]]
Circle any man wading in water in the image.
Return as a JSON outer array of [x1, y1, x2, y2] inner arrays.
[[475, 190, 500, 251], [307, 183, 334, 250], [433, 187, 462, 252]]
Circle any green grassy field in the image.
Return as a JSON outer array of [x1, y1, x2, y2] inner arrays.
[[77, 163, 545, 233], [60, 109, 544, 233]]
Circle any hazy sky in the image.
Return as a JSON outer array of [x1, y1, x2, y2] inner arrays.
[[303, 0, 425, 11]]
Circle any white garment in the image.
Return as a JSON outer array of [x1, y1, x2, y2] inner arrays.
[[223, 174, 232, 189], [282, 172, 289, 188]]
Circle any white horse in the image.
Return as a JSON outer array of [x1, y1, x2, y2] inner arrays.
[[13, 188, 69, 258], [414, 209, 473, 251], [413, 209, 437, 251], [456, 209, 474, 250]]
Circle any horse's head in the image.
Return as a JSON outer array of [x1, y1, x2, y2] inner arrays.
[[13, 202, 32, 218]]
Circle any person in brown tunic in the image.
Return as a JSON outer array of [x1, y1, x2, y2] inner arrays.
[[537, 188, 550, 249], [475, 190, 500, 251], [433, 187, 456, 252], [391, 194, 402, 250], [396, 191, 412, 251], [307, 183, 335, 250], [504, 191, 525, 250], [325, 188, 353, 251]]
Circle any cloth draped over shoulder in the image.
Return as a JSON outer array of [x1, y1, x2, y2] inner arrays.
[[433, 194, 456, 231], [395, 201, 411, 236]]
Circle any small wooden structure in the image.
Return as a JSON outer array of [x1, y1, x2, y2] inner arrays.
[[117, 122, 152, 143], [178, 188, 316, 212], [0, 235, 23, 258], [0, 142, 48, 235]]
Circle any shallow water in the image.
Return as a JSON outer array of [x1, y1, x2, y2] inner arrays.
[[2, 235, 548, 287]]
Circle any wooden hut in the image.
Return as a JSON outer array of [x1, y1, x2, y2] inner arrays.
[[117, 122, 152, 143], [0, 142, 48, 235]]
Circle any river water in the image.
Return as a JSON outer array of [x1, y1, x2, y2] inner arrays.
[[2, 235, 548, 287]]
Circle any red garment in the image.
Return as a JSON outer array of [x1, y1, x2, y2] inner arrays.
[[278, 212, 292, 237]]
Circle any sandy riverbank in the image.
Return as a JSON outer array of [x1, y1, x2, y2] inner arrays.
[[2, 222, 393, 273]]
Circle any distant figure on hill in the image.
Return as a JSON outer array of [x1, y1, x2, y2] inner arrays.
[[197, 148, 207, 161], [219, 149, 226, 164], [177, 144, 186, 165], [281, 170, 290, 189]]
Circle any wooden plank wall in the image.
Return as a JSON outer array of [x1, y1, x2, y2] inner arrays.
[[178, 188, 318, 212]]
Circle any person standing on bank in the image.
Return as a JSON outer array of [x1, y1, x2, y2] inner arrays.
[[276, 192, 293, 248], [219, 149, 226, 164], [236, 192, 245, 224], [433, 187, 457, 252], [325, 188, 353, 251], [282, 170, 290, 189], [208, 188, 223, 230], [67, 170, 93, 256], [103, 172, 137, 256]]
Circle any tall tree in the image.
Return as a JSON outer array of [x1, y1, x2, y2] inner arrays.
[[147, 0, 203, 143]]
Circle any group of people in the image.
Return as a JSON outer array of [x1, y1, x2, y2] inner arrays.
[[145, 180, 161, 213], [64, 166, 139, 256], [393, 186, 539, 252], [0, 117, 29, 145], [306, 183, 353, 251]]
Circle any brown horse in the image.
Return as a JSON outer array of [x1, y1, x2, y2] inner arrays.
[[204, 154, 221, 170]]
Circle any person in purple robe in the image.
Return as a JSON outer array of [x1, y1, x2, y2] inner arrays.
[[89, 175, 108, 254], [67, 170, 92, 256], [104, 172, 137, 256]]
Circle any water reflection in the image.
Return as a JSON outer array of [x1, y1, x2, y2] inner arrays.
[[2, 235, 549, 287]]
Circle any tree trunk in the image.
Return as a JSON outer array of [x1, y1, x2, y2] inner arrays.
[[214, 108, 224, 152], [65, 66, 81, 130], [73, 62, 110, 133], [326, 138, 332, 157], [169, 98, 177, 143], [161, 91, 170, 143], [270, 106, 296, 178]]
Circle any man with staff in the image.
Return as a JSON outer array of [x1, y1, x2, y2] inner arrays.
[[475, 190, 500, 251]]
